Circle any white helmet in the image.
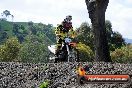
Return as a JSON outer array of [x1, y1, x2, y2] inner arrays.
[[66, 15, 72, 21]]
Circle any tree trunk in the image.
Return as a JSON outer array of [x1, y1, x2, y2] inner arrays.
[[85, 0, 112, 62]]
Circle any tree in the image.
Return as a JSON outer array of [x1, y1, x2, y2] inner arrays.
[[85, 0, 111, 62], [76, 22, 94, 51], [1, 10, 14, 21], [3, 10, 11, 17], [110, 31, 125, 50], [0, 37, 21, 61], [13, 23, 26, 43], [105, 20, 125, 51], [18, 35, 48, 63], [28, 21, 34, 35]]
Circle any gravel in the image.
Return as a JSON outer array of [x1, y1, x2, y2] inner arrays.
[[0, 62, 132, 88]]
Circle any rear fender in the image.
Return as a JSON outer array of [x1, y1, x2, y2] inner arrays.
[[48, 45, 56, 54]]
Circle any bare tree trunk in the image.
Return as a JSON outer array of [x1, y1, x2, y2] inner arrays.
[[85, 0, 112, 62]]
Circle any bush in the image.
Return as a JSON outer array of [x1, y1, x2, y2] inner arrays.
[[0, 37, 21, 61], [111, 44, 132, 63], [76, 42, 94, 62]]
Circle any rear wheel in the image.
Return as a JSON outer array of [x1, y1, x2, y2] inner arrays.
[[47, 52, 56, 63]]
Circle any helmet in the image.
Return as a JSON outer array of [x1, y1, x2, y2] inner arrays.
[[66, 15, 72, 21]]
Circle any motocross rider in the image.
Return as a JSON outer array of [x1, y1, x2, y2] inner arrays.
[[55, 15, 76, 56]]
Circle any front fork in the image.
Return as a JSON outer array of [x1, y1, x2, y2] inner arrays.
[[66, 44, 70, 62]]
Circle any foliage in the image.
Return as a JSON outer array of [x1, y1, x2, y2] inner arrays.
[[105, 20, 125, 51], [0, 31, 8, 44], [39, 80, 49, 88], [76, 42, 94, 62], [0, 12, 128, 63], [76, 20, 126, 52], [13, 23, 27, 43], [0, 19, 55, 45], [28, 22, 56, 43], [42, 24, 56, 43], [18, 35, 49, 63], [0, 20, 13, 44], [0, 37, 21, 61], [111, 44, 132, 63], [0, 19, 56, 62], [75, 22, 94, 51]]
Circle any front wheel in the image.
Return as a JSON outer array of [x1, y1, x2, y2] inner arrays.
[[68, 48, 79, 62]]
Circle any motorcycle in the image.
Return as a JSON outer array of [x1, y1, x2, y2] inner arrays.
[[47, 37, 79, 63]]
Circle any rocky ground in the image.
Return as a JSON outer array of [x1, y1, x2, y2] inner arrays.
[[0, 62, 132, 88]]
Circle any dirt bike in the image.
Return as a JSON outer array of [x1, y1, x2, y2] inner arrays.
[[47, 37, 79, 63]]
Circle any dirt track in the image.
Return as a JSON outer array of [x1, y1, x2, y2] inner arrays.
[[0, 62, 132, 88]]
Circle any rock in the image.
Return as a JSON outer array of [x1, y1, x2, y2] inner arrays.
[[0, 62, 132, 88]]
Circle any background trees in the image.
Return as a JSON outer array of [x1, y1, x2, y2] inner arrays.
[[76, 20, 125, 52], [75, 20, 126, 62], [105, 20, 125, 51], [0, 15, 55, 62], [0, 10, 131, 63]]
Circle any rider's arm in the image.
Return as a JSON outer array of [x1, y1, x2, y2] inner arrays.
[[55, 28, 59, 35]]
